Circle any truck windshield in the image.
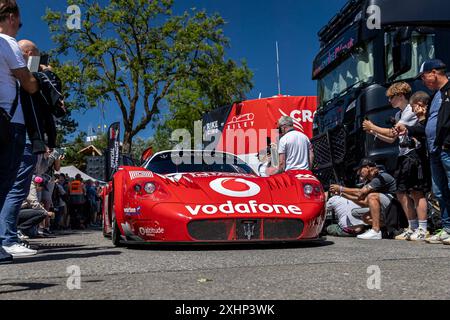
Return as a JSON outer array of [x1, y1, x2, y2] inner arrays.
[[385, 31, 435, 82], [318, 41, 374, 105]]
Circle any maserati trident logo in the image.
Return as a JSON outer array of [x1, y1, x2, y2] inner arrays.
[[209, 178, 261, 198], [243, 221, 256, 240]]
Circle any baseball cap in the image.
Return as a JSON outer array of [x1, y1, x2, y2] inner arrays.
[[354, 158, 377, 173], [416, 59, 447, 79]]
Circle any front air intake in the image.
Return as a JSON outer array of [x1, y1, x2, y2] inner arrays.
[[187, 219, 304, 241]]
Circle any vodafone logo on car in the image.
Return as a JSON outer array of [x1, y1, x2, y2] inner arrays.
[[209, 178, 261, 198]]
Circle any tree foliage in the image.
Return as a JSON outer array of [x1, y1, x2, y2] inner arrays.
[[44, 0, 253, 154]]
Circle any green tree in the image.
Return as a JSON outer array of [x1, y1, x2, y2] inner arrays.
[[56, 112, 78, 146], [44, 0, 253, 154]]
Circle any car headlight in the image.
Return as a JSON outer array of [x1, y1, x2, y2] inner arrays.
[[144, 182, 156, 194], [304, 184, 314, 196]]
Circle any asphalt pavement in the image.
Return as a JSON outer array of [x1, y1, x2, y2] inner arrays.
[[0, 229, 449, 300]]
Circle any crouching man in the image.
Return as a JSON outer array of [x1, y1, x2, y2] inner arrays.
[[329, 159, 397, 240], [18, 176, 54, 239], [325, 195, 367, 237]]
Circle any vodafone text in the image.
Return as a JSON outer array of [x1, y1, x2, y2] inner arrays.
[[185, 200, 302, 216]]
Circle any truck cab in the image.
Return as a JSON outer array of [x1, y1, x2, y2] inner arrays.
[[311, 0, 450, 187]]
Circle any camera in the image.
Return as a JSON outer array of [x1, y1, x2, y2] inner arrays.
[[40, 53, 49, 66]]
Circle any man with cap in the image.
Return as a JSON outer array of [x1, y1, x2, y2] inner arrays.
[[408, 59, 450, 244], [271, 116, 313, 175], [330, 159, 397, 240], [0, 0, 39, 264]]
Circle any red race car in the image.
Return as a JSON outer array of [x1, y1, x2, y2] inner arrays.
[[102, 150, 326, 246]]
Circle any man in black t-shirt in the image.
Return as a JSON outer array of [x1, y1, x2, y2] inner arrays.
[[330, 159, 397, 240]]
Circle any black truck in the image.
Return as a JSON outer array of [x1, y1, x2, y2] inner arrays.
[[311, 0, 450, 188]]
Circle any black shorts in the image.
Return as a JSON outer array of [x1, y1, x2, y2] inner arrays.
[[394, 153, 430, 193]]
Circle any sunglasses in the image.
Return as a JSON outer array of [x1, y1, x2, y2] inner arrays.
[[388, 94, 399, 101]]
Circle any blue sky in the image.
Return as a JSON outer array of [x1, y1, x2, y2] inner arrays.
[[17, 0, 347, 141]]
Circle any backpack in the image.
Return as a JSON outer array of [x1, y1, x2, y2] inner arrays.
[[381, 198, 408, 239]]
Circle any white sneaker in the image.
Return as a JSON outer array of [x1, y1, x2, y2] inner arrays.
[[395, 228, 414, 240], [408, 228, 428, 241], [2, 243, 37, 257], [426, 230, 450, 244], [357, 229, 382, 240]]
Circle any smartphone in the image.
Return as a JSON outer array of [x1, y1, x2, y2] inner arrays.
[[40, 53, 49, 66], [27, 56, 40, 72]]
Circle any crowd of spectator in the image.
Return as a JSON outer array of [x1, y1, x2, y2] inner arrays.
[[325, 59, 450, 244], [20, 171, 103, 240]]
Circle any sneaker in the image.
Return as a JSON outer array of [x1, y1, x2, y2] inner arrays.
[[443, 237, 450, 245], [426, 230, 450, 244], [19, 240, 31, 249], [2, 244, 37, 257], [395, 228, 414, 240], [17, 230, 29, 240], [357, 229, 382, 240], [408, 228, 428, 241]]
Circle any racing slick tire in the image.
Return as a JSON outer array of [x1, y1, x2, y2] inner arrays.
[[112, 218, 124, 247]]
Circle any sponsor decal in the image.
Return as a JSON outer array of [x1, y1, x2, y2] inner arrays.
[[210, 178, 261, 198], [279, 109, 315, 133], [185, 200, 302, 216], [129, 171, 154, 180], [188, 172, 256, 178], [139, 226, 165, 236], [204, 120, 220, 136], [226, 113, 255, 130], [124, 207, 141, 215]]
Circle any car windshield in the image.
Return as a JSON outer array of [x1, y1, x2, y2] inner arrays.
[[144, 151, 255, 175], [318, 41, 374, 105]]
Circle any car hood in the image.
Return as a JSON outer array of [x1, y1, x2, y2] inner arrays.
[[154, 172, 301, 205]]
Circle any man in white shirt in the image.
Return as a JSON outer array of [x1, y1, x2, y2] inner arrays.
[[0, 0, 39, 262], [272, 116, 313, 174]]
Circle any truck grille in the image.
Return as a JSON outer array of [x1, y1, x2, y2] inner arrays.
[[311, 125, 347, 188]]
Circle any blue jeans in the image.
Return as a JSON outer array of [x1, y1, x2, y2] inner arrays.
[[0, 144, 38, 246], [0, 124, 26, 249], [430, 149, 450, 233]]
